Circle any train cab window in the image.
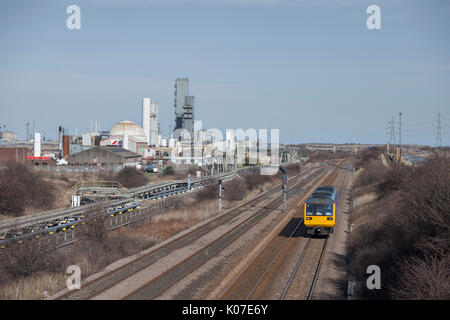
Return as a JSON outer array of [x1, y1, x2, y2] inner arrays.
[[306, 203, 333, 216], [306, 204, 325, 216], [325, 204, 333, 216]]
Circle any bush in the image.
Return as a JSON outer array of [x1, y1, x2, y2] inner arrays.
[[163, 166, 175, 175], [376, 164, 411, 200], [0, 162, 55, 216], [115, 167, 147, 188], [77, 206, 109, 244], [244, 173, 273, 191], [352, 158, 386, 189], [195, 184, 217, 201], [224, 178, 248, 202], [346, 155, 450, 299], [0, 240, 64, 282]]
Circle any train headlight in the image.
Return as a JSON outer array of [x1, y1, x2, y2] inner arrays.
[[327, 217, 333, 221], [306, 217, 312, 220]]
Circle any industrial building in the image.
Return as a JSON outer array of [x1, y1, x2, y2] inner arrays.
[[174, 78, 195, 133], [100, 119, 148, 155], [68, 146, 142, 166], [142, 98, 160, 147], [0, 147, 28, 164]]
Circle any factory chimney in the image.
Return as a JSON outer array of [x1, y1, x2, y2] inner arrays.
[[58, 126, 63, 159]]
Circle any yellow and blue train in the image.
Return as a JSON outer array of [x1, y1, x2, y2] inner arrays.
[[304, 186, 339, 236]]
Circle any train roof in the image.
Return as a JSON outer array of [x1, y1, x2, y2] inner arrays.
[[311, 191, 334, 197], [306, 196, 335, 204], [306, 186, 337, 203], [315, 186, 337, 193]]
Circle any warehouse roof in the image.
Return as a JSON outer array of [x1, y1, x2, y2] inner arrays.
[[100, 146, 141, 158], [70, 146, 141, 159]]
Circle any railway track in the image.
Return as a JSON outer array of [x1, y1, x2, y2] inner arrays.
[[280, 171, 348, 300], [56, 166, 328, 300], [218, 160, 350, 300]]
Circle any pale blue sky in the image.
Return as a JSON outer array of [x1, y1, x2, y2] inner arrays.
[[0, 0, 449, 145]]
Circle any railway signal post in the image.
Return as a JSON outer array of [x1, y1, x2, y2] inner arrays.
[[282, 174, 287, 211], [218, 179, 224, 211], [187, 173, 191, 190]]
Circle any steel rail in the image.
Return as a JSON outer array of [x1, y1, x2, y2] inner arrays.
[[240, 170, 342, 300], [218, 160, 345, 300], [57, 167, 320, 300], [121, 169, 330, 300], [307, 169, 349, 300], [279, 167, 348, 300], [279, 171, 344, 300]]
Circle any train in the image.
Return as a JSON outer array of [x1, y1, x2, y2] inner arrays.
[[304, 186, 339, 236]]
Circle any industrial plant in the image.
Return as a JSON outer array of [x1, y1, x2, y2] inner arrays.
[[0, 77, 286, 171]]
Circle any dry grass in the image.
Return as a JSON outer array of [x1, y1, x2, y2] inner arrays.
[[0, 272, 65, 300], [130, 178, 277, 243]]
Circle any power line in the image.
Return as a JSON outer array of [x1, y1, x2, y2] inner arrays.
[[386, 116, 396, 145], [434, 112, 442, 147], [398, 112, 402, 151]]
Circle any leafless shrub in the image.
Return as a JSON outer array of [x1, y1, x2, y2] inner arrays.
[[346, 155, 450, 299], [376, 164, 411, 200], [76, 206, 108, 244], [244, 173, 273, 191], [115, 167, 147, 188], [353, 159, 387, 189], [0, 240, 64, 283], [353, 147, 384, 170], [0, 162, 55, 216], [195, 184, 218, 201], [390, 254, 450, 300], [224, 178, 248, 202]]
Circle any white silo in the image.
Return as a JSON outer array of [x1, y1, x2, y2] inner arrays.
[[142, 98, 151, 144], [34, 132, 41, 157]]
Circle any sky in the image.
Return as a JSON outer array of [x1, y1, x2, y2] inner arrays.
[[0, 0, 449, 145]]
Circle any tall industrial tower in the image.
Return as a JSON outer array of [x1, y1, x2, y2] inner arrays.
[[174, 78, 195, 132], [174, 78, 189, 130], [142, 97, 160, 147]]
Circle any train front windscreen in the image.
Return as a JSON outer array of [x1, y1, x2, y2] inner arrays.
[[305, 203, 333, 216]]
